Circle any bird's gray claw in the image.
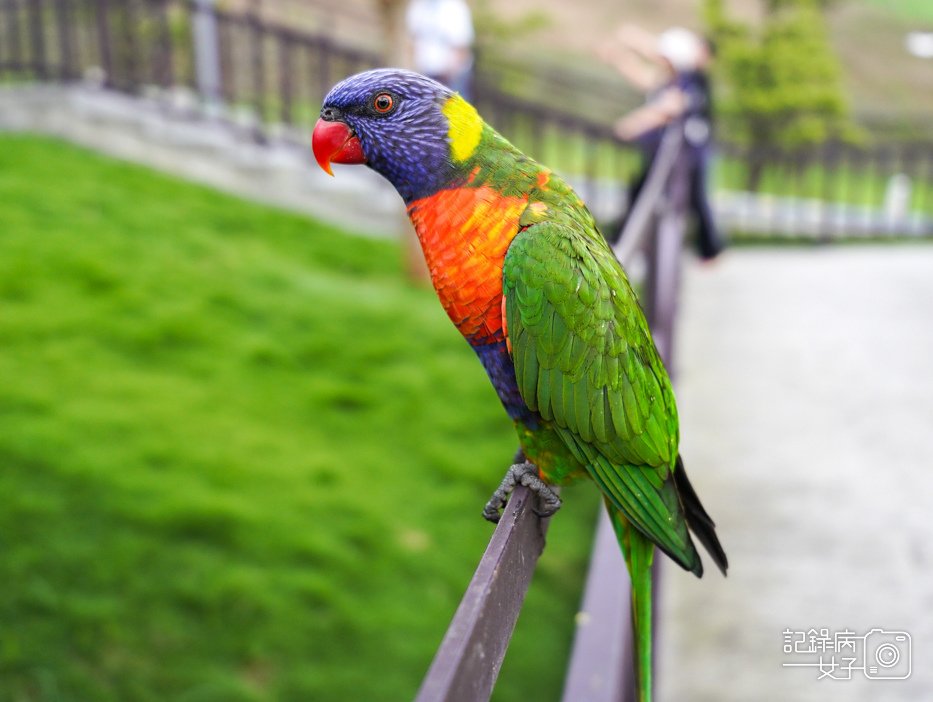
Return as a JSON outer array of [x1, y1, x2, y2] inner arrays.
[[483, 461, 561, 523], [482, 499, 504, 523]]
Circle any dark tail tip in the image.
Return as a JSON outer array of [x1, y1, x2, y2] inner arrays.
[[674, 455, 729, 577]]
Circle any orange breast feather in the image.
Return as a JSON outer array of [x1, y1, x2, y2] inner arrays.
[[407, 185, 528, 345]]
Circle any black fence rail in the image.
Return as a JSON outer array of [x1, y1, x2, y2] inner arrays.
[[210, 4, 379, 128], [0, 0, 177, 87], [2, 0, 930, 239], [714, 139, 933, 239]]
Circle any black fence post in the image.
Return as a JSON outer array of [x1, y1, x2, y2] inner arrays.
[[277, 29, 292, 127], [94, 0, 113, 87], [191, 0, 223, 110], [4, 0, 23, 74], [914, 143, 930, 225], [583, 129, 599, 216], [248, 6, 265, 139], [819, 141, 839, 243], [316, 35, 331, 102], [27, 0, 46, 79], [153, 0, 174, 89], [52, 0, 75, 80]]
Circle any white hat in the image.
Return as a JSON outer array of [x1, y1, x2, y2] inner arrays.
[[658, 27, 701, 72]]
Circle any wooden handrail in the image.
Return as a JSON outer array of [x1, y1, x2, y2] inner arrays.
[[414, 484, 554, 702]]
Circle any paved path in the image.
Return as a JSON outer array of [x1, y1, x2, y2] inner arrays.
[[658, 246, 933, 701]]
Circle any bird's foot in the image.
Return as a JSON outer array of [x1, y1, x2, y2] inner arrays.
[[482, 461, 562, 524]]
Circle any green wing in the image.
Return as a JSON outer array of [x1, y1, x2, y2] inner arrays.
[[503, 218, 700, 573]]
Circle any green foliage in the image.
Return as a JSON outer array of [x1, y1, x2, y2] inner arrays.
[[705, 0, 856, 160], [764, 0, 837, 11], [0, 136, 598, 702], [472, 0, 551, 47], [862, 0, 933, 21]]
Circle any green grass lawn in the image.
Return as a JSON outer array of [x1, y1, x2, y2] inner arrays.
[[0, 135, 599, 702]]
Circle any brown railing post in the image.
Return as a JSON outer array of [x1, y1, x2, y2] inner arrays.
[[643, 138, 690, 365], [560, 510, 632, 702]]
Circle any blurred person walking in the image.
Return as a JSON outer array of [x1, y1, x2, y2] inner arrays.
[[599, 26, 724, 260]]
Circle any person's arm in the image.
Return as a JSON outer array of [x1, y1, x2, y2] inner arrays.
[[597, 24, 666, 93], [614, 24, 663, 63], [613, 87, 686, 140]]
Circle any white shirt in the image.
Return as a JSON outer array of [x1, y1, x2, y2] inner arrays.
[[406, 0, 474, 77]]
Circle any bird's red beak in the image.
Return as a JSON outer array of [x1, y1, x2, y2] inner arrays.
[[312, 118, 365, 176]]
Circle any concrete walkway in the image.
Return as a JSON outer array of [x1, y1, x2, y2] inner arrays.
[[659, 246, 933, 701]]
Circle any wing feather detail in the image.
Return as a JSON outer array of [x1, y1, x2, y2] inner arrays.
[[503, 219, 698, 569]]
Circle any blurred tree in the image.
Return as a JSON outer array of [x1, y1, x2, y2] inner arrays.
[[764, 0, 837, 10], [705, 0, 856, 188], [471, 0, 550, 47]]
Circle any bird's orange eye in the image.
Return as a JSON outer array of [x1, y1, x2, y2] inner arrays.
[[373, 93, 394, 113]]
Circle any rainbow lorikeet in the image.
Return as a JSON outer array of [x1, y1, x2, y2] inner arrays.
[[312, 69, 727, 701]]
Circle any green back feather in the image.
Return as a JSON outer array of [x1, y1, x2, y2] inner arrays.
[[456, 112, 703, 574], [503, 193, 701, 574]]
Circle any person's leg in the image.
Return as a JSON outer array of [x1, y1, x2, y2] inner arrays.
[[691, 147, 724, 260]]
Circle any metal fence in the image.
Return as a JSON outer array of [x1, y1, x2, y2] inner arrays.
[[713, 139, 933, 239], [2, 0, 930, 238]]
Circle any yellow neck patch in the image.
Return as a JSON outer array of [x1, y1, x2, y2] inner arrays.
[[442, 94, 483, 163]]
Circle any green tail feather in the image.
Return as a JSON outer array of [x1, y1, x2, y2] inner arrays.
[[607, 501, 655, 702]]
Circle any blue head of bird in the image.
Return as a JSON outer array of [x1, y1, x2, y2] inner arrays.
[[312, 68, 483, 202]]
